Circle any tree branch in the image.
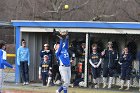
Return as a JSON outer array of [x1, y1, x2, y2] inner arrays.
[[43, 0, 66, 13], [90, 12, 118, 21], [62, 0, 90, 15], [120, 8, 139, 22], [135, 0, 140, 6]]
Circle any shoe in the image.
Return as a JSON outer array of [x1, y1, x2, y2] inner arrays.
[[69, 84, 74, 87], [47, 84, 50, 87], [103, 84, 106, 88], [95, 85, 98, 88], [26, 82, 29, 85], [108, 77, 113, 89], [108, 85, 111, 89], [125, 80, 130, 90], [119, 80, 124, 90], [56, 90, 60, 93], [23, 82, 26, 85], [71, 84, 74, 88]]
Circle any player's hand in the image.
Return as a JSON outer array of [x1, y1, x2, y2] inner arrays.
[[49, 71, 52, 74], [70, 60, 74, 64], [101, 50, 105, 56], [60, 31, 68, 36], [123, 54, 127, 58], [12, 67, 15, 71], [122, 49, 125, 54], [96, 65, 99, 68], [95, 65, 98, 68], [93, 65, 97, 68], [118, 62, 122, 65], [39, 75, 42, 80]]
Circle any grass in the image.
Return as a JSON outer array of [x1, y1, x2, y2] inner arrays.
[[2, 83, 139, 93]]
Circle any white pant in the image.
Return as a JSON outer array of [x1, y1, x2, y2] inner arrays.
[[59, 66, 71, 87]]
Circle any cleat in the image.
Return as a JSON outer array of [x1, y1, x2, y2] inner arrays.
[[95, 85, 98, 88], [108, 86, 111, 89], [103, 84, 106, 88], [46, 84, 50, 87], [25, 82, 29, 85], [23, 82, 26, 85]]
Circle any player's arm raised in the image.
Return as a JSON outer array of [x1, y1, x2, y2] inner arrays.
[[55, 36, 63, 57], [64, 35, 69, 49]]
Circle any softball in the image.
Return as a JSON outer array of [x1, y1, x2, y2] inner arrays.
[[64, 5, 69, 9]]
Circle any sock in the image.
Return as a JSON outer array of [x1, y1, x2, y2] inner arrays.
[[58, 86, 63, 92], [47, 77, 52, 86], [63, 86, 67, 93]]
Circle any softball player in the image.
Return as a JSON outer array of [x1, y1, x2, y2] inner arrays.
[[39, 55, 51, 86], [0, 42, 14, 92], [119, 47, 133, 90], [101, 41, 118, 88], [54, 31, 71, 93], [40, 43, 52, 63], [89, 45, 102, 88]]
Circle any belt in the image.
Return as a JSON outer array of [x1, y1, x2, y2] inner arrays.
[[42, 71, 48, 72], [61, 65, 70, 67]]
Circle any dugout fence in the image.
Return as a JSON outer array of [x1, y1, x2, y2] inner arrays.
[[12, 21, 140, 88]]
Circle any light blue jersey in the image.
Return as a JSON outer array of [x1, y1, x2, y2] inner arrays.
[[17, 46, 30, 65], [55, 37, 70, 66]]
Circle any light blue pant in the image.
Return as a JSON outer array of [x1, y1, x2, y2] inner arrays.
[[59, 66, 71, 87], [0, 69, 3, 92]]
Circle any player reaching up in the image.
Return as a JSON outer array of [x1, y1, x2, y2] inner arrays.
[[54, 30, 71, 93]]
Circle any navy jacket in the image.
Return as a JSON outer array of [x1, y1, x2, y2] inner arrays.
[[102, 49, 118, 68], [40, 49, 52, 63], [120, 53, 133, 68]]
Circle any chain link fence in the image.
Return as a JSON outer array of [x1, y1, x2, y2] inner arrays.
[[69, 33, 140, 89], [1, 30, 140, 90]]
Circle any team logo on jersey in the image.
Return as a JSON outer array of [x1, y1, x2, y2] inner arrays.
[[63, 43, 65, 48], [92, 56, 98, 59], [42, 64, 48, 67]]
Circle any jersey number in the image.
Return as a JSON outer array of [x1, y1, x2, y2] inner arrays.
[[64, 53, 69, 58]]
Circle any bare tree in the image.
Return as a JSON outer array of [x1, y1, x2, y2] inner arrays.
[[0, 0, 140, 21], [42, 0, 90, 20]]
